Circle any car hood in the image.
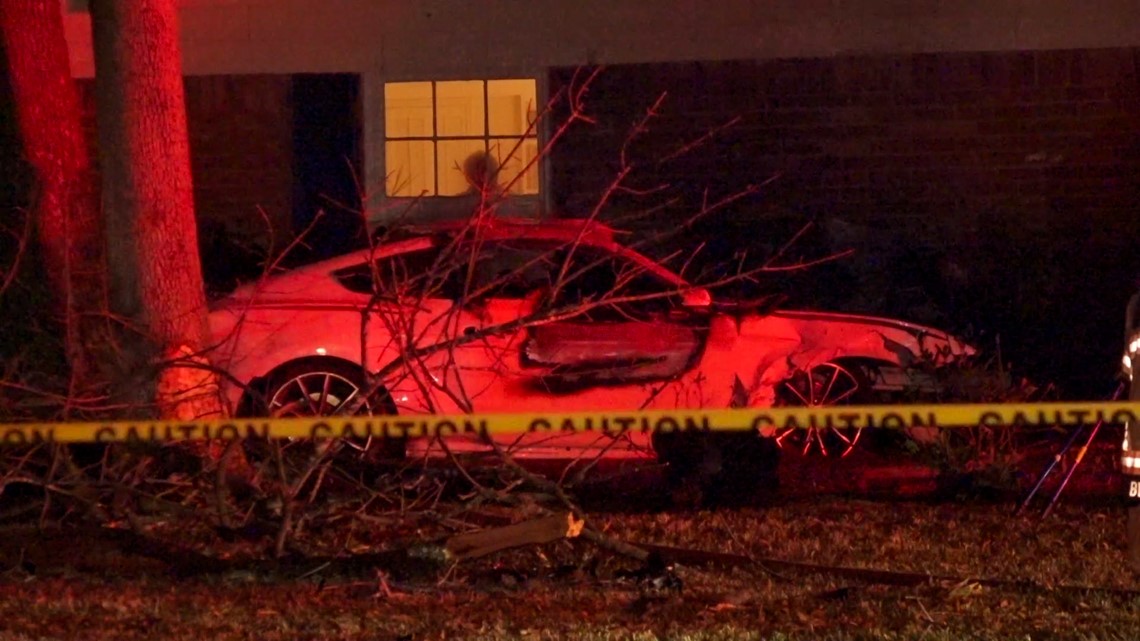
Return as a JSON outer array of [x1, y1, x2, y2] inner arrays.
[[705, 295, 972, 351], [770, 309, 960, 340], [763, 308, 976, 362]]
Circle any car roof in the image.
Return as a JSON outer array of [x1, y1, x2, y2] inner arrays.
[[376, 216, 623, 245], [380, 217, 687, 287], [216, 217, 690, 304], [282, 217, 618, 274]]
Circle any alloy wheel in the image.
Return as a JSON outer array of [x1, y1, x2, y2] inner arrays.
[[267, 370, 373, 418], [775, 362, 865, 457]]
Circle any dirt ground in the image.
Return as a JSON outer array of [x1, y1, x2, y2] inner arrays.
[[0, 434, 1134, 641]]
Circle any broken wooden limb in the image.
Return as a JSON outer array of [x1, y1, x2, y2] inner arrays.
[[580, 526, 650, 563], [635, 542, 1140, 597], [444, 511, 584, 562]]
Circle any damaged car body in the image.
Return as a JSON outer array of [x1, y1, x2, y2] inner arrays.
[[207, 217, 975, 465]]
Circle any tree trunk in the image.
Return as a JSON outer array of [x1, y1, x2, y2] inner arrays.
[[0, 0, 106, 394], [89, 0, 220, 419]]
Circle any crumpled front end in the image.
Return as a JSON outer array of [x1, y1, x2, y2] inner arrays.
[[717, 310, 976, 416], [766, 310, 976, 389]]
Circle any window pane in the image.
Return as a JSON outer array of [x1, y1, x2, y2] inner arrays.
[[488, 79, 537, 137], [462, 242, 557, 299], [333, 248, 445, 296], [379, 248, 453, 298], [553, 248, 679, 320], [385, 140, 435, 197], [490, 137, 539, 195], [436, 80, 485, 137], [383, 78, 542, 198], [332, 262, 375, 295], [385, 82, 433, 138], [437, 139, 487, 196]]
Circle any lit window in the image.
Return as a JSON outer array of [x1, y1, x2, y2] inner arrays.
[[384, 79, 539, 197]]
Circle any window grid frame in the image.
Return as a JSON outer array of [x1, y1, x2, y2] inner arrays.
[[385, 79, 538, 198]]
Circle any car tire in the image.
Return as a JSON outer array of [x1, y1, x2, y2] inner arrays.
[[255, 359, 404, 461], [775, 361, 875, 455], [260, 359, 395, 418]]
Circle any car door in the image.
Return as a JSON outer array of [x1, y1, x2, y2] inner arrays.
[[515, 244, 705, 405], [334, 241, 498, 416], [386, 238, 560, 457], [428, 238, 556, 413], [425, 239, 707, 411], [374, 237, 705, 459]]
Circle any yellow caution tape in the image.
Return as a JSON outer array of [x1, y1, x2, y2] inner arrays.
[[0, 401, 1136, 445]]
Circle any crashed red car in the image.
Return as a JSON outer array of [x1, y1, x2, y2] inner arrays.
[[208, 217, 974, 460]]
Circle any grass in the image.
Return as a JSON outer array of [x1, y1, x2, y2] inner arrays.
[[0, 418, 1125, 640], [0, 495, 1137, 640]]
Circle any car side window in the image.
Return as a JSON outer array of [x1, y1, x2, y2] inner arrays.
[[459, 242, 556, 301], [548, 248, 681, 319], [333, 247, 451, 298], [331, 241, 676, 314], [333, 242, 554, 301], [333, 264, 374, 295]]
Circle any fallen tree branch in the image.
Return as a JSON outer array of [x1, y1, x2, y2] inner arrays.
[[579, 526, 650, 563], [636, 542, 1140, 597], [444, 511, 584, 562], [481, 440, 656, 567]]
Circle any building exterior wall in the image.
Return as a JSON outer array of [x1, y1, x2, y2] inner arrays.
[[182, 75, 294, 248], [545, 48, 1140, 397], [62, 0, 1140, 225], [54, 2, 1140, 393], [551, 49, 1140, 232], [75, 75, 294, 273], [63, 1, 1140, 77]]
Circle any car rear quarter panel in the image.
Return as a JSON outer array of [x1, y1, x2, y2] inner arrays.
[[208, 303, 368, 411]]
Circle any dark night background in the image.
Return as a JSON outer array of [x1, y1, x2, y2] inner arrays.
[[3, 47, 1140, 400]]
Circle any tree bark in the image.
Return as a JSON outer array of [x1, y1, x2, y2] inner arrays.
[[0, 0, 106, 393], [89, 0, 220, 419]]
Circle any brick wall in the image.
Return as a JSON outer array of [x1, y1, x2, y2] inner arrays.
[[550, 48, 1140, 395], [550, 48, 1140, 233], [183, 75, 294, 251], [77, 74, 294, 253]]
